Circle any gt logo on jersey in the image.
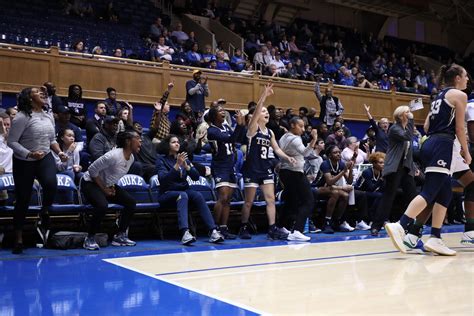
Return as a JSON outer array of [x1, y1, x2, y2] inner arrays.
[[437, 159, 447, 168]]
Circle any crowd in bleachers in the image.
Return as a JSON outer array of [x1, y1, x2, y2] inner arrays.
[[1, 0, 473, 97]]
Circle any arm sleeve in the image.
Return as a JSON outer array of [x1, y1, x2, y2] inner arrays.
[[388, 124, 411, 142], [7, 113, 30, 158], [187, 82, 201, 95], [187, 165, 200, 180], [314, 84, 322, 101], [88, 136, 105, 161]]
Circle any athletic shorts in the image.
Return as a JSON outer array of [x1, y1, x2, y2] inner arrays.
[[421, 135, 454, 174], [243, 172, 274, 188], [450, 138, 470, 174], [212, 168, 237, 189]]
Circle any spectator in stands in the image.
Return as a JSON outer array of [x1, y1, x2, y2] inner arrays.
[[357, 74, 376, 89], [270, 51, 286, 75], [185, 31, 198, 51], [7, 87, 68, 254], [113, 48, 123, 58], [117, 104, 133, 132], [64, 84, 86, 128], [289, 35, 304, 55], [150, 83, 173, 143], [89, 116, 119, 161], [53, 128, 83, 183], [281, 50, 292, 66], [85, 101, 107, 144], [364, 104, 389, 153], [325, 126, 346, 150], [155, 135, 224, 245], [279, 117, 317, 241], [132, 122, 157, 182], [6, 107, 17, 120], [54, 105, 82, 142], [230, 48, 247, 72], [186, 69, 209, 115], [370, 106, 417, 236], [216, 42, 230, 61], [341, 137, 368, 165], [279, 35, 290, 52], [91, 46, 103, 55], [171, 22, 189, 45], [355, 152, 385, 222], [186, 42, 203, 65], [379, 74, 391, 91], [314, 81, 344, 126], [415, 69, 428, 93], [175, 101, 198, 137], [340, 69, 355, 86], [81, 130, 141, 250], [318, 145, 355, 233], [266, 105, 287, 141], [72, 40, 85, 53], [317, 123, 329, 142], [150, 17, 164, 41], [104, 87, 122, 116], [0, 113, 13, 176], [202, 45, 216, 66], [43, 82, 63, 113], [253, 46, 268, 70], [323, 56, 338, 78], [155, 36, 175, 61], [216, 51, 231, 71]]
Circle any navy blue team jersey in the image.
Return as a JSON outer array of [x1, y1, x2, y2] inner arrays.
[[243, 127, 274, 175], [207, 124, 244, 170], [427, 88, 456, 137]]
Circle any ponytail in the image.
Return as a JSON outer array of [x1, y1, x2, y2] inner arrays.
[[437, 63, 464, 87]]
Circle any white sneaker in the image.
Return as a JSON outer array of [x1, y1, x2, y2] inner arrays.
[[339, 221, 355, 232], [385, 222, 407, 253], [181, 230, 196, 245], [287, 230, 311, 242], [209, 229, 224, 243], [280, 226, 291, 235], [460, 231, 474, 246], [355, 220, 371, 230], [424, 237, 456, 256]]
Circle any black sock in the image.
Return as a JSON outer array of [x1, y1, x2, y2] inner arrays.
[[408, 221, 424, 238], [431, 227, 441, 239], [399, 214, 415, 230], [269, 224, 276, 230], [465, 218, 474, 232]]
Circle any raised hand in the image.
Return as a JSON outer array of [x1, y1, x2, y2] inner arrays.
[[167, 82, 174, 91], [263, 83, 274, 97], [125, 102, 133, 110], [364, 104, 370, 113], [310, 128, 318, 139], [154, 102, 162, 112], [235, 110, 245, 126]]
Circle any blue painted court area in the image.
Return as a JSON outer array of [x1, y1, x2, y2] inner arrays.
[[0, 225, 464, 315]]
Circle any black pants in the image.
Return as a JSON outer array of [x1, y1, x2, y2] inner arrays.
[[12, 153, 57, 230], [279, 169, 314, 232], [372, 166, 417, 230], [82, 181, 136, 235]]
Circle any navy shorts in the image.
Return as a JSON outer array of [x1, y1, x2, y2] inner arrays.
[[212, 168, 237, 189], [421, 135, 454, 174], [243, 172, 274, 188]]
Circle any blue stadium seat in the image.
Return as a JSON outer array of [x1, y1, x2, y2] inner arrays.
[[48, 174, 85, 214], [186, 176, 216, 207], [0, 173, 42, 214], [116, 174, 160, 211]]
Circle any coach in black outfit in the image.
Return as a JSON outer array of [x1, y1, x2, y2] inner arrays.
[[370, 106, 417, 236]]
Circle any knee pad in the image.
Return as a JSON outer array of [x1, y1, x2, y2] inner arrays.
[[465, 181, 474, 202]]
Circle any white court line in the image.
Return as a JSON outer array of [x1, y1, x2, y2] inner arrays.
[[169, 255, 394, 282], [103, 258, 267, 316]]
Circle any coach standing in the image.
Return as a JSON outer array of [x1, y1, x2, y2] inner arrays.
[[186, 69, 209, 117]]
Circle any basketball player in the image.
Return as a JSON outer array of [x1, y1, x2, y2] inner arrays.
[[386, 64, 470, 256], [239, 84, 296, 240], [403, 73, 474, 252], [207, 105, 245, 239]]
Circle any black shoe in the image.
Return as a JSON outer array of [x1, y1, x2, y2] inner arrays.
[[12, 243, 23, 254], [371, 228, 379, 236], [308, 220, 317, 233], [219, 226, 237, 240], [239, 225, 252, 239]]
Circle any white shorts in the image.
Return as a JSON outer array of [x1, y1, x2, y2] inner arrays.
[[450, 138, 470, 175]]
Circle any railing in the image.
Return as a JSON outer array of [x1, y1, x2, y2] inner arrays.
[[0, 42, 430, 123]]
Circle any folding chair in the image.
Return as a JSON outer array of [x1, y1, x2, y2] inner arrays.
[[0, 173, 42, 215]]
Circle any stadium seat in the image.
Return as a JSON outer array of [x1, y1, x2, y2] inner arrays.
[[116, 174, 160, 211], [48, 174, 85, 214], [0, 173, 42, 214]]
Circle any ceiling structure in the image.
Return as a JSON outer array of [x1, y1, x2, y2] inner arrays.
[[324, 0, 474, 29]]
